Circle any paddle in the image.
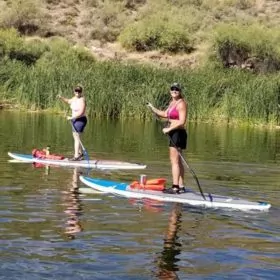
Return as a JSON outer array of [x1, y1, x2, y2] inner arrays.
[[166, 133, 206, 200], [69, 120, 90, 165], [147, 103, 206, 200]]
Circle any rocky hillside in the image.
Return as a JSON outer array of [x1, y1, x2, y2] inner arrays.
[[1, 0, 280, 68]]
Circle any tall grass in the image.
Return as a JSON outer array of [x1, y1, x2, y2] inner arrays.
[[1, 28, 280, 125]]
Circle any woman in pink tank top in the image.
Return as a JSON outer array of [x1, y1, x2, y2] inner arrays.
[[147, 83, 188, 194]]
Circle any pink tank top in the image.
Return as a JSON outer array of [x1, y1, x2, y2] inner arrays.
[[167, 101, 180, 120]]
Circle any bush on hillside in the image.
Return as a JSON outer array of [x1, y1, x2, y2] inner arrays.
[[119, 15, 193, 53], [0, 28, 23, 57], [200, 0, 255, 10], [0, 0, 45, 35], [0, 28, 48, 65], [213, 23, 280, 73], [124, 0, 147, 9], [88, 0, 129, 42], [34, 37, 95, 74], [9, 40, 49, 66]]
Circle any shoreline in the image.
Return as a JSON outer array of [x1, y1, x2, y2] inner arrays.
[[1, 106, 279, 129]]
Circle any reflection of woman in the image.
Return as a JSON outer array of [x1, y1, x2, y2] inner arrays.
[[63, 168, 83, 239], [156, 203, 182, 279], [57, 86, 87, 161]]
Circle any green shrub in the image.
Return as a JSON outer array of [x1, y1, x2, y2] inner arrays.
[[37, 37, 95, 68], [88, 0, 129, 42], [0, 28, 23, 57], [0, 0, 45, 35], [119, 15, 193, 53], [10, 39, 49, 66], [0, 28, 48, 65], [215, 23, 280, 57], [201, 0, 254, 10], [212, 23, 280, 72]]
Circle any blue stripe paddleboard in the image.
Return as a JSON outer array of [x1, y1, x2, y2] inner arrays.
[[79, 176, 271, 211], [8, 152, 146, 170]]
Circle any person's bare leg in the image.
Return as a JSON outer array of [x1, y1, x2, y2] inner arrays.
[[78, 133, 83, 155], [73, 132, 80, 158], [170, 147, 180, 186], [178, 157, 185, 187]]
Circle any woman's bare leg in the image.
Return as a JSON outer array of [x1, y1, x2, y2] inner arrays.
[[178, 158, 185, 187], [73, 132, 80, 158], [169, 147, 181, 186]]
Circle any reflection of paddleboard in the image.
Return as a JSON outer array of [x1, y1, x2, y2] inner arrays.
[[8, 152, 147, 170], [79, 187, 104, 194], [79, 176, 271, 211]]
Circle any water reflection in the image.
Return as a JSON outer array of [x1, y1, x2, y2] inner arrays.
[[129, 198, 165, 213], [156, 203, 183, 280], [1, 112, 279, 280], [61, 168, 83, 239]]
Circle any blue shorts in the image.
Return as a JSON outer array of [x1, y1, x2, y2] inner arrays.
[[72, 116, 87, 133], [168, 129, 187, 150]]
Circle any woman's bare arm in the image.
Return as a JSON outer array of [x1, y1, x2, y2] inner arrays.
[[57, 95, 72, 105], [147, 103, 168, 118]]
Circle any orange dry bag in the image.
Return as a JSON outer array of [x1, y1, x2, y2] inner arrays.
[[130, 178, 166, 191], [32, 148, 64, 160]]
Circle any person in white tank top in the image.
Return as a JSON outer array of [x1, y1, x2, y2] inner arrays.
[[57, 86, 88, 160]]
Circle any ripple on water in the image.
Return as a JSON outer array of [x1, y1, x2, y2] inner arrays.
[[1, 116, 280, 279]]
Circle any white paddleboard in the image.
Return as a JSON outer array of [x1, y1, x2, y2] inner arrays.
[[8, 152, 147, 170], [79, 176, 271, 211]]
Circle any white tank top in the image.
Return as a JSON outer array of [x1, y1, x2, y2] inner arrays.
[[70, 98, 85, 117]]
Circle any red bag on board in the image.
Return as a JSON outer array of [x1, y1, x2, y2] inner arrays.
[[32, 149, 65, 160], [129, 178, 166, 191]]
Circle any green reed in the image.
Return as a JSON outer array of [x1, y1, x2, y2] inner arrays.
[[1, 30, 280, 125]]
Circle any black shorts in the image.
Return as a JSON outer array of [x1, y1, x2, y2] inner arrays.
[[72, 116, 87, 133], [168, 129, 187, 150]]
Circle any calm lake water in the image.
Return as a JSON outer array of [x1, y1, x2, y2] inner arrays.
[[1, 111, 279, 279]]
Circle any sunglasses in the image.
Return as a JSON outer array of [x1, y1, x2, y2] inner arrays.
[[74, 90, 82, 93], [170, 87, 180, 92]]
